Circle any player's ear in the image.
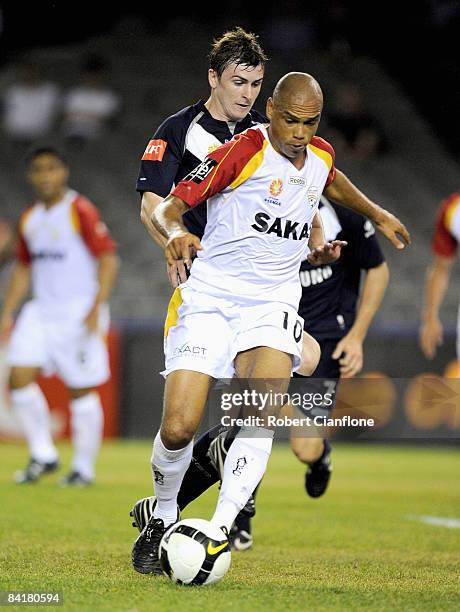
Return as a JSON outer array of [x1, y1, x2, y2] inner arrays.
[[266, 97, 274, 120], [208, 69, 218, 89]]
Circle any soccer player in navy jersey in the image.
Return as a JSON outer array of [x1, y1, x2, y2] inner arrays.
[[136, 27, 267, 286]]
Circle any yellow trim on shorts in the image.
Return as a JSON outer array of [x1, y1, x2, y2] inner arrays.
[[164, 287, 183, 338], [229, 139, 269, 190], [307, 143, 333, 171]]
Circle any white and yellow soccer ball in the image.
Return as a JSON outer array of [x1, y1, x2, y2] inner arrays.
[[159, 518, 231, 585]]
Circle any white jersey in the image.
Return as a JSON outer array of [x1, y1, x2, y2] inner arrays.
[[17, 189, 115, 319], [173, 124, 336, 309]]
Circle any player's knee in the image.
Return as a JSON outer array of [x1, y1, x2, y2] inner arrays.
[[298, 335, 321, 377], [160, 421, 195, 450], [291, 438, 324, 464]]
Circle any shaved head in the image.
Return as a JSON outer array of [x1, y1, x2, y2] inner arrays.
[[272, 72, 323, 108], [266, 72, 324, 166]]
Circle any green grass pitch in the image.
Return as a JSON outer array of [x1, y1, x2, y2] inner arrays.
[[1, 441, 459, 611]]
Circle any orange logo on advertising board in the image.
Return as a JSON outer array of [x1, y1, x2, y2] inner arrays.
[[142, 139, 167, 161], [269, 178, 283, 197]]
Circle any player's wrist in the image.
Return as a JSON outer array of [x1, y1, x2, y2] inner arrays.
[[346, 326, 366, 343], [422, 311, 440, 324]]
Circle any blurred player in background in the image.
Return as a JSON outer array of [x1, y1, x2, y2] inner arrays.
[[0, 219, 14, 267], [0, 147, 118, 485], [420, 190, 460, 360]]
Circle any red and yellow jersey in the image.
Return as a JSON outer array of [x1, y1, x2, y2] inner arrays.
[[172, 124, 335, 308], [432, 192, 460, 258], [16, 190, 115, 317]]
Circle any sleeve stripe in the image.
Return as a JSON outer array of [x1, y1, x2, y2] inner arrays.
[[308, 143, 333, 171], [229, 139, 268, 190], [201, 138, 242, 198], [70, 201, 81, 233], [445, 196, 460, 233]]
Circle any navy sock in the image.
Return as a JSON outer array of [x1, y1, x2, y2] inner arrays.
[[177, 425, 221, 510]]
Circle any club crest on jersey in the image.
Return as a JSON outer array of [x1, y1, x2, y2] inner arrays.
[[185, 158, 218, 184], [269, 178, 283, 197], [307, 186, 319, 207]]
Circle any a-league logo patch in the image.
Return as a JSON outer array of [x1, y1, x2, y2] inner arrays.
[[307, 186, 318, 206], [142, 139, 167, 161]]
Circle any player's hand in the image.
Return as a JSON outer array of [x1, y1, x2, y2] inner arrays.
[[167, 259, 191, 289], [307, 240, 347, 266], [332, 333, 363, 378], [0, 312, 13, 343], [165, 232, 202, 268], [83, 304, 100, 334], [419, 317, 443, 359], [374, 209, 411, 250]]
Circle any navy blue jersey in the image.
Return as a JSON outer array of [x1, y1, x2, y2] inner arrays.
[[136, 100, 266, 238], [298, 197, 385, 340]]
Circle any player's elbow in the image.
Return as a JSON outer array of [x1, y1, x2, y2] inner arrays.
[[372, 261, 390, 288]]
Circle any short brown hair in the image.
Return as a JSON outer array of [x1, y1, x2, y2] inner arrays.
[[209, 27, 268, 77]]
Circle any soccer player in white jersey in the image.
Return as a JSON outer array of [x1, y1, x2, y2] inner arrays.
[[0, 147, 119, 486], [131, 72, 410, 575], [420, 190, 460, 360]]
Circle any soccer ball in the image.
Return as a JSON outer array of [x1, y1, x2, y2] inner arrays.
[[159, 518, 231, 585]]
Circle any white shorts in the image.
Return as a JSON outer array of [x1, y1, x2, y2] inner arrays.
[[8, 300, 110, 388], [162, 286, 304, 379]]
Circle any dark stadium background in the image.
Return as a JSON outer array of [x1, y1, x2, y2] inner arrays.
[[2, 2, 458, 156]]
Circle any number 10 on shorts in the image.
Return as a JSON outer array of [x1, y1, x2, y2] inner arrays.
[[282, 311, 303, 342]]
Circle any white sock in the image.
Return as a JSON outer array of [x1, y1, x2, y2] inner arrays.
[[211, 427, 274, 531], [70, 392, 104, 480], [151, 432, 193, 527], [11, 383, 59, 464]]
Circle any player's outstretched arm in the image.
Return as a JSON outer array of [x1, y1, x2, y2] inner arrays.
[[0, 262, 31, 341], [308, 212, 326, 250], [325, 169, 411, 250], [140, 191, 168, 248], [332, 261, 389, 377], [152, 195, 202, 268], [307, 212, 347, 265], [140, 192, 193, 288], [419, 255, 453, 359], [307, 240, 348, 266], [84, 253, 120, 332]]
